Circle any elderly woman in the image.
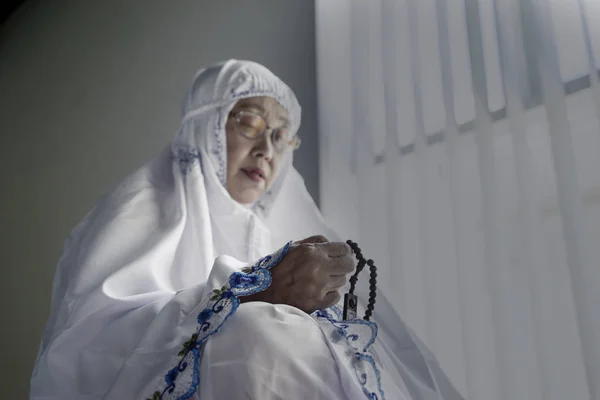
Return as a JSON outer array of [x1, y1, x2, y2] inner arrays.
[[30, 60, 463, 400]]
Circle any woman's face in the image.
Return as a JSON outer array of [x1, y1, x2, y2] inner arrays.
[[225, 96, 290, 204]]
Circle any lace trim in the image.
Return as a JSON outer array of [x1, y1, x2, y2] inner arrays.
[[146, 242, 291, 400], [314, 308, 385, 399]]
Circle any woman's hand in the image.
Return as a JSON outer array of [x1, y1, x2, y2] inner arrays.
[[240, 235, 355, 314]]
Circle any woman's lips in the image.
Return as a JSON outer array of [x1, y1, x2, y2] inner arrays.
[[242, 168, 265, 183]]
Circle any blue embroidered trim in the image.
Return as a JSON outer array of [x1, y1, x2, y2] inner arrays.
[[229, 77, 257, 102], [146, 242, 291, 400], [214, 108, 227, 186], [329, 305, 344, 323], [314, 309, 378, 352], [172, 147, 201, 175], [229, 88, 292, 119], [314, 308, 384, 399], [355, 353, 384, 400]]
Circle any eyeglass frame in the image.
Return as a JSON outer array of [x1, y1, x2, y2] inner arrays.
[[228, 109, 301, 153]]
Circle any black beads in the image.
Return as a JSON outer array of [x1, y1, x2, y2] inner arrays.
[[345, 240, 378, 321]]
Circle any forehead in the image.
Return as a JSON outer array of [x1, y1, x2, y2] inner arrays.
[[233, 96, 289, 126]]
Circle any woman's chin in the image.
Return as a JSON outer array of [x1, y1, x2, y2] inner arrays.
[[228, 177, 268, 204], [230, 188, 264, 205]]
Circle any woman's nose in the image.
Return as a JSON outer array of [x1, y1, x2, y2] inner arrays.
[[252, 132, 274, 160]]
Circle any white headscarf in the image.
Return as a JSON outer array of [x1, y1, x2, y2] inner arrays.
[[30, 60, 331, 399]]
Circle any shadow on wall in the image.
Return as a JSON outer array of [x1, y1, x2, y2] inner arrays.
[[0, 0, 27, 25], [0, 1, 318, 398]]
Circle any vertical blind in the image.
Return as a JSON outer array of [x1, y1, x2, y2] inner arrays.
[[316, 0, 600, 398]]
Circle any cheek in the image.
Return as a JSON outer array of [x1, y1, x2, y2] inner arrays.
[[268, 156, 285, 182], [226, 130, 247, 171]]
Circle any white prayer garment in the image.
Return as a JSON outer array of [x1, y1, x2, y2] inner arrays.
[[30, 60, 464, 400]]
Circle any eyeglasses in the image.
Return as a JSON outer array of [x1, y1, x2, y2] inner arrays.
[[229, 110, 301, 153]]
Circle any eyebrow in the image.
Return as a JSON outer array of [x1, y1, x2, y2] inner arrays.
[[235, 103, 290, 128]]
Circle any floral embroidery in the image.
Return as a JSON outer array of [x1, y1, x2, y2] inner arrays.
[[314, 308, 385, 399], [147, 242, 291, 400], [355, 353, 384, 400], [172, 147, 201, 175]]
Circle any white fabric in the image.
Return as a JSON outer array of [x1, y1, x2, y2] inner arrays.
[[30, 59, 461, 400], [197, 302, 349, 399], [316, 1, 600, 399]]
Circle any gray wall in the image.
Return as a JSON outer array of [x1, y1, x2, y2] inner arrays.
[[0, 1, 318, 397]]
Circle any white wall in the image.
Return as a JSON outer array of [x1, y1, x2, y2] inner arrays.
[[0, 1, 318, 397]]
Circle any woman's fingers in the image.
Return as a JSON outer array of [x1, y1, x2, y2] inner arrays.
[[324, 274, 347, 291], [296, 235, 329, 245], [249, 237, 355, 314], [325, 255, 355, 276], [318, 241, 351, 258]]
